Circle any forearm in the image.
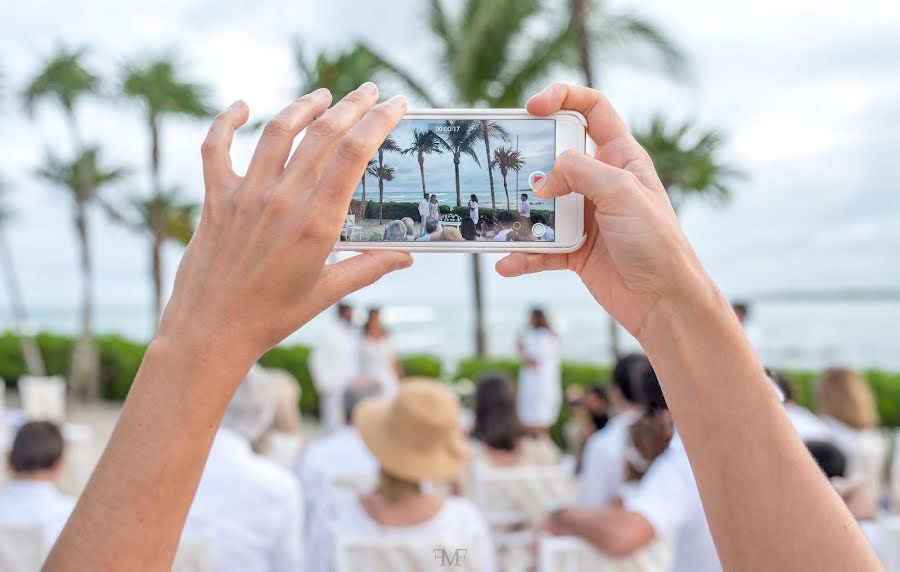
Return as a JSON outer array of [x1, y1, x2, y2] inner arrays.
[[44, 336, 249, 571], [555, 508, 654, 557], [639, 278, 881, 571]]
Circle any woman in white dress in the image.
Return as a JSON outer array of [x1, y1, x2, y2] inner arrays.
[[360, 308, 401, 396], [428, 194, 441, 229], [516, 308, 562, 435], [468, 194, 479, 224]]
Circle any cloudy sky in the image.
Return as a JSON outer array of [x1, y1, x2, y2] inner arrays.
[[0, 0, 898, 359]]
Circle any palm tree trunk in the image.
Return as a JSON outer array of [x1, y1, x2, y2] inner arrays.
[[502, 174, 510, 211], [357, 176, 367, 221], [418, 153, 427, 199], [453, 155, 462, 207], [151, 232, 164, 325], [482, 124, 497, 209], [0, 225, 45, 376], [377, 149, 385, 224], [70, 203, 99, 399], [608, 317, 621, 361], [570, 0, 595, 87], [470, 253, 486, 356], [149, 117, 165, 325]]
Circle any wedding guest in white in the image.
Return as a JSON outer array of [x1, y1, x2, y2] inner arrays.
[[183, 366, 303, 572], [414, 218, 440, 242], [309, 379, 496, 571], [401, 217, 416, 240], [428, 193, 441, 225], [492, 211, 515, 242], [310, 302, 361, 432], [518, 193, 531, 217], [814, 368, 888, 498], [417, 194, 431, 237], [383, 220, 407, 242], [468, 194, 479, 224], [360, 308, 401, 396], [0, 421, 75, 555], [579, 354, 650, 508], [770, 372, 831, 442], [517, 308, 562, 436]]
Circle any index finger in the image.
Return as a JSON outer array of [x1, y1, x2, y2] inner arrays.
[[526, 83, 631, 149]]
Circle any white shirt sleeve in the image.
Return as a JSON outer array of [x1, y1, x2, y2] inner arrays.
[[625, 448, 694, 541], [270, 481, 303, 572], [578, 432, 621, 508]]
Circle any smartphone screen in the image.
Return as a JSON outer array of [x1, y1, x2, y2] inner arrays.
[[343, 118, 556, 243]]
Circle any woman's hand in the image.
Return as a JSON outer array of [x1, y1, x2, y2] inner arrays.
[[496, 84, 713, 340], [158, 84, 412, 370]]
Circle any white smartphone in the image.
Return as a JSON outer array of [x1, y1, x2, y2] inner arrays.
[[335, 109, 586, 253]]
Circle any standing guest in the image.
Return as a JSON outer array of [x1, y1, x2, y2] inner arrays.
[[0, 421, 75, 556], [468, 194, 480, 224], [578, 354, 650, 508], [417, 194, 431, 237], [731, 301, 762, 354], [517, 308, 562, 436], [492, 211, 515, 241], [414, 217, 440, 241], [814, 368, 888, 498], [428, 193, 441, 225], [360, 308, 401, 396], [440, 227, 465, 241], [183, 366, 303, 572], [383, 220, 407, 242], [518, 193, 530, 217], [309, 380, 496, 571], [310, 302, 361, 433], [460, 217, 477, 241], [401, 217, 416, 240], [770, 372, 831, 441]]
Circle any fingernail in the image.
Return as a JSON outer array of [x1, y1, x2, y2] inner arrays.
[[359, 82, 378, 95], [532, 174, 546, 193], [387, 95, 408, 109], [311, 87, 330, 99], [228, 99, 245, 110]]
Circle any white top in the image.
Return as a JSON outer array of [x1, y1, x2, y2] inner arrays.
[[518, 202, 530, 217], [0, 479, 75, 554], [468, 200, 479, 223], [418, 198, 430, 218], [577, 409, 641, 508], [784, 403, 831, 442], [626, 434, 721, 572], [310, 489, 496, 571], [415, 234, 432, 242], [493, 229, 512, 241], [360, 336, 399, 396], [184, 428, 303, 572], [820, 416, 887, 497], [517, 327, 562, 427], [310, 319, 360, 394], [540, 226, 555, 241], [428, 202, 440, 221]]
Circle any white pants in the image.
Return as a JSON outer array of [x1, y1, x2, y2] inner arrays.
[[419, 215, 428, 236], [319, 390, 345, 434]]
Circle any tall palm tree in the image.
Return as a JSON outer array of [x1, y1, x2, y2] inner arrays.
[[357, 159, 377, 221], [492, 147, 525, 210], [121, 57, 213, 325], [475, 121, 511, 210], [375, 137, 401, 223], [435, 121, 482, 207], [106, 189, 198, 249], [35, 148, 124, 398], [295, 43, 437, 104], [0, 180, 46, 376], [401, 129, 444, 200], [635, 116, 740, 213], [22, 47, 101, 393]]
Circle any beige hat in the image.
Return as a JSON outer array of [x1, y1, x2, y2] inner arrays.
[[353, 378, 467, 482]]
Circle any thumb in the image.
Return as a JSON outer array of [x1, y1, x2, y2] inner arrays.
[[536, 150, 642, 217]]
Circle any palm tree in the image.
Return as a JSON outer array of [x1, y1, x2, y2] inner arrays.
[[375, 137, 401, 223], [357, 159, 377, 221], [475, 121, 511, 210], [106, 189, 198, 248], [401, 129, 444, 200], [434, 121, 482, 207], [295, 42, 436, 104], [121, 57, 213, 325], [35, 148, 124, 398], [0, 180, 46, 376], [492, 147, 525, 210], [634, 116, 740, 213], [22, 47, 101, 393]]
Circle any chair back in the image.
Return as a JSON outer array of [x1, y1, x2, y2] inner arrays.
[[472, 462, 576, 527], [0, 525, 44, 572], [18, 376, 66, 423], [538, 534, 673, 572], [334, 533, 479, 572], [172, 534, 216, 572]]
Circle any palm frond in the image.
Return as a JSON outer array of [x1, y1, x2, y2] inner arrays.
[[121, 57, 214, 118], [493, 20, 576, 106], [22, 47, 100, 116]]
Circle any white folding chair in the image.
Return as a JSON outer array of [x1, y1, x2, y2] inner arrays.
[[18, 376, 66, 423], [538, 534, 673, 572], [334, 532, 479, 572], [0, 525, 44, 572], [55, 423, 94, 496]]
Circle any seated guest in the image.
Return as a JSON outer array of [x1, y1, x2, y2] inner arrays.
[[383, 220, 407, 241], [814, 368, 887, 498], [414, 217, 440, 241], [578, 354, 649, 508], [492, 211, 515, 241], [770, 372, 830, 441], [184, 366, 303, 572], [806, 441, 876, 522], [531, 213, 555, 241], [478, 212, 496, 238], [309, 379, 496, 571], [0, 421, 75, 555], [401, 217, 416, 240], [460, 217, 477, 241], [440, 227, 465, 241]]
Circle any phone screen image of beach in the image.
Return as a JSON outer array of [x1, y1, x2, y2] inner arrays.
[[344, 118, 557, 243]]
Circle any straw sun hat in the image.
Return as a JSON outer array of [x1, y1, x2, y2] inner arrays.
[[353, 378, 467, 482]]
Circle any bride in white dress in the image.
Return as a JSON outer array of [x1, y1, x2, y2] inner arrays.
[[517, 308, 562, 434], [360, 308, 401, 397]]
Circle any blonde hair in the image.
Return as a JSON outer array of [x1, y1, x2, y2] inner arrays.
[[814, 368, 879, 429], [378, 469, 421, 503], [440, 227, 464, 241]]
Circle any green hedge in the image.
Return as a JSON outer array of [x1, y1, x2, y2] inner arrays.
[[400, 354, 443, 378]]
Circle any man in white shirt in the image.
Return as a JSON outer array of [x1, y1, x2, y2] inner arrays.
[[417, 194, 431, 236], [184, 367, 303, 572], [415, 217, 440, 241], [493, 211, 515, 241], [578, 354, 649, 508], [518, 193, 531, 217], [0, 421, 75, 556], [545, 367, 722, 572], [310, 302, 360, 432]]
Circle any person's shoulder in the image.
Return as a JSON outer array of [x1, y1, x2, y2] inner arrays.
[[441, 497, 489, 528], [246, 453, 302, 500]]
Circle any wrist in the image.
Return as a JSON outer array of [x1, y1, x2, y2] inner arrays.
[[146, 331, 253, 393]]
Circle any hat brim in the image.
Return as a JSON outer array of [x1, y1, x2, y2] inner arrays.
[[353, 397, 467, 482]]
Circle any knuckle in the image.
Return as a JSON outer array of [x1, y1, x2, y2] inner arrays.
[[263, 117, 293, 139], [200, 138, 220, 159], [336, 134, 369, 163], [309, 115, 342, 139]]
